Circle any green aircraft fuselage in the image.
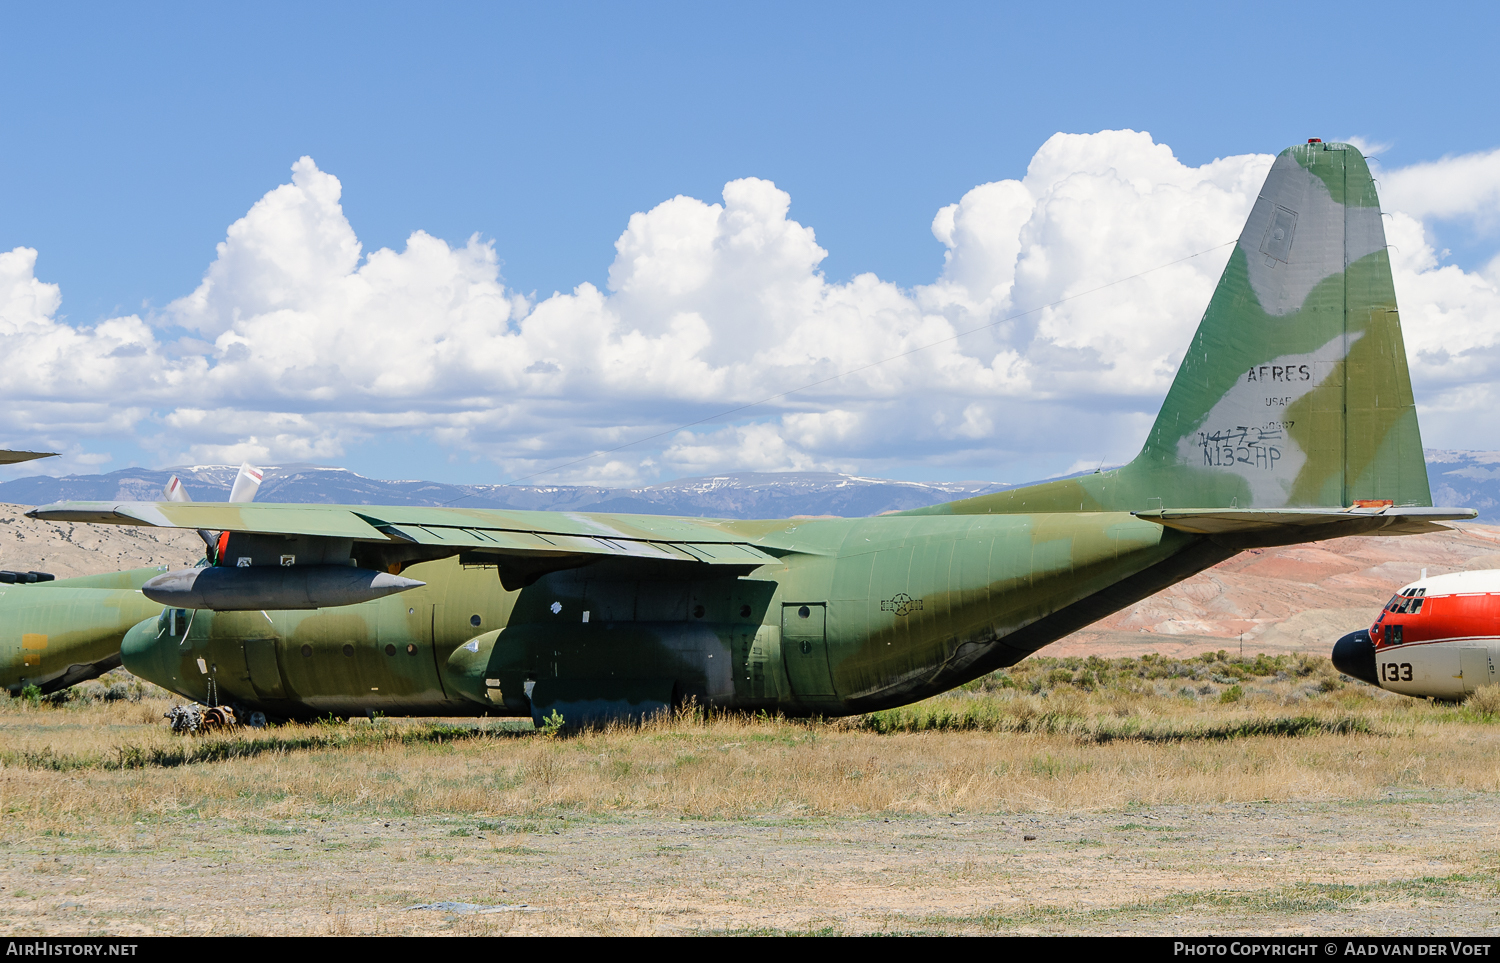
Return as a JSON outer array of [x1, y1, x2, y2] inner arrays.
[[25, 141, 1479, 724], [0, 568, 170, 694], [122, 510, 1208, 719]]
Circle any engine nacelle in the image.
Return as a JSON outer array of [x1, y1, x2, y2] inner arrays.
[[142, 565, 424, 610]]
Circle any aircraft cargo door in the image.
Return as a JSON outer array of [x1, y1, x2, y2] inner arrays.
[[782, 603, 834, 700], [369, 596, 450, 708], [243, 638, 286, 698], [1461, 646, 1493, 695]]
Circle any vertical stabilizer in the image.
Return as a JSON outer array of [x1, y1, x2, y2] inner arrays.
[[916, 142, 1434, 518], [1127, 141, 1429, 509]]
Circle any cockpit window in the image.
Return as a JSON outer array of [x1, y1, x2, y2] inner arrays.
[[1386, 589, 1428, 614]]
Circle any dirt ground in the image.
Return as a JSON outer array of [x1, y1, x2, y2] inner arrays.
[[4, 792, 1500, 935], [0, 503, 201, 579], [4, 683, 1500, 936]]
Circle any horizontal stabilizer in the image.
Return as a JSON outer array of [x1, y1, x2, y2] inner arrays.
[[1134, 506, 1476, 543]]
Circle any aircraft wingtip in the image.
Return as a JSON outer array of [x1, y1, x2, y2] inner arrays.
[[0, 450, 60, 465]]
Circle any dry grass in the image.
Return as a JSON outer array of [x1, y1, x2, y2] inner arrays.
[[1468, 684, 1500, 716], [1, 654, 1498, 836], [5, 657, 1500, 934]]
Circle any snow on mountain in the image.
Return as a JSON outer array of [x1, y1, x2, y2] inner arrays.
[[6, 449, 1495, 520]]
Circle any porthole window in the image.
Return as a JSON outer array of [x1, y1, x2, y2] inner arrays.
[[470, 614, 482, 628], [301, 644, 312, 658], [798, 605, 810, 619], [343, 644, 355, 657], [385, 644, 397, 657], [693, 605, 706, 619], [406, 643, 417, 656], [739, 604, 751, 618]]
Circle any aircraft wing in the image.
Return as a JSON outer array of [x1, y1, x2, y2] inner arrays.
[[26, 501, 783, 589], [0, 450, 59, 464], [32, 501, 394, 538], [1133, 506, 1478, 543]]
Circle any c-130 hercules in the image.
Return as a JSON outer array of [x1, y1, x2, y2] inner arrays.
[[31, 141, 1475, 725]]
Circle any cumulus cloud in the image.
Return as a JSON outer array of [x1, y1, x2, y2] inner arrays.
[[1379, 147, 1500, 228], [1357, 147, 1500, 450], [1, 132, 1498, 483]]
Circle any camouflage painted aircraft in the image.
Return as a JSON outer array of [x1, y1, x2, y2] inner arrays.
[[0, 449, 163, 695], [0, 464, 262, 695], [31, 141, 1476, 724]]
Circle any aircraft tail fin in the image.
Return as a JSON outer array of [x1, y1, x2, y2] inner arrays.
[[919, 141, 1447, 524], [1123, 140, 1428, 510]]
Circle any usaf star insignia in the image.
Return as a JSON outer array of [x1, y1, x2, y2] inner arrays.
[[881, 593, 923, 617]]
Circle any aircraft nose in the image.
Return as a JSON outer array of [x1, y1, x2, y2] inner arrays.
[[120, 615, 167, 681], [1332, 629, 1379, 686]]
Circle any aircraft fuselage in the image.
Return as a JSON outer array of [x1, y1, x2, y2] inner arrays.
[[0, 569, 169, 694], [122, 511, 1219, 721]]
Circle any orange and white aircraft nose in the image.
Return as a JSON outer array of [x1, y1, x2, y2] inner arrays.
[[1337, 571, 1500, 700]]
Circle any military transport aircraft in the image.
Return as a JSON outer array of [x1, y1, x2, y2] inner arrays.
[[1333, 571, 1500, 700], [0, 464, 262, 694], [30, 141, 1477, 725]]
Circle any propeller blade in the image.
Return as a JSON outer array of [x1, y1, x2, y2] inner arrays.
[[228, 463, 264, 504], [163, 475, 192, 502], [163, 474, 217, 549], [163, 464, 262, 559]]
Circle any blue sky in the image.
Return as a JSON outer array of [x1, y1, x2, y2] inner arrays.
[[2, 2, 1498, 485]]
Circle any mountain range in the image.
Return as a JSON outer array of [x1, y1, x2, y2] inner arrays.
[[0, 466, 1014, 519], [1, 448, 1496, 520]]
